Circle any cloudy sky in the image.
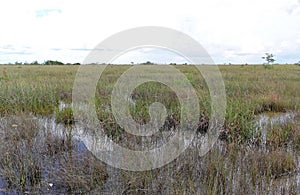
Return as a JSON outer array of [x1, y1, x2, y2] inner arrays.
[[1, 0, 300, 64]]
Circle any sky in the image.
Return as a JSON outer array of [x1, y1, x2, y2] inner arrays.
[[1, 0, 300, 64]]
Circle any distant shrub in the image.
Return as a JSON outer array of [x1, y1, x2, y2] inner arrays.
[[31, 61, 39, 65], [141, 61, 154, 65], [44, 60, 64, 65]]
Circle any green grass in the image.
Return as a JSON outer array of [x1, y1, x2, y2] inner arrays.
[[55, 107, 74, 125], [0, 64, 299, 144]]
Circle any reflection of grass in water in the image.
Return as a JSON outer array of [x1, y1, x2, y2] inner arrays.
[[0, 114, 299, 194], [0, 64, 299, 193], [0, 114, 108, 193]]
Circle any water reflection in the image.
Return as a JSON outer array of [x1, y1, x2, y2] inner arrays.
[[0, 111, 299, 194], [254, 112, 299, 146]]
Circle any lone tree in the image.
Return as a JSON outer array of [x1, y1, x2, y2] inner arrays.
[[262, 53, 275, 65]]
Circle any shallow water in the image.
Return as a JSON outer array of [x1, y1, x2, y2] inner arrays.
[[254, 111, 299, 146], [254, 111, 300, 193], [0, 111, 300, 194]]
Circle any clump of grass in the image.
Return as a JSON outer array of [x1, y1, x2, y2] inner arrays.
[[255, 101, 287, 114], [47, 153, 108, 193], [268, 150, 295, 179], [254, 92, 287, 114], [224, 100, 255, 144], [44, 133, 72, 156], [0, 83, 60, 115], [55, 107, 74, 125], [263, 150, 295, 179], [293, 126, 300, 150], [267, 123, 294, 148], [291, 115, 300, 150], [196, 113, 210, 134], [0, 114, 42, 192], [197, 149, 228, 194]]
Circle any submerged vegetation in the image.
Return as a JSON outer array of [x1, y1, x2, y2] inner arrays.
[[0, 64, 299, 193]]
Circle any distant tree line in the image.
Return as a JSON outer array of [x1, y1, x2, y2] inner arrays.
[[4, 60, 81, 65], [2, 57, 300, 66]]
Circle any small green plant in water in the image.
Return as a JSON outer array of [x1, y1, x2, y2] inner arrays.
[[55, 107, 74, 125]]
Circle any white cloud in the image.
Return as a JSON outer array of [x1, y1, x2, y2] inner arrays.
[[0, 0, 300, 64], [112, 48, 189, 64]]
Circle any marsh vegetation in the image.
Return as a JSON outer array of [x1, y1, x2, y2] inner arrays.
[[0, 65, 299, 194]]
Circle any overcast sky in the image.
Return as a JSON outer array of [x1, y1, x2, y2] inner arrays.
[[1, 0, 300, 64]]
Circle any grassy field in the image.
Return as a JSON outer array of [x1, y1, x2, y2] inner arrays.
[[0, 64, 299, 193]]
